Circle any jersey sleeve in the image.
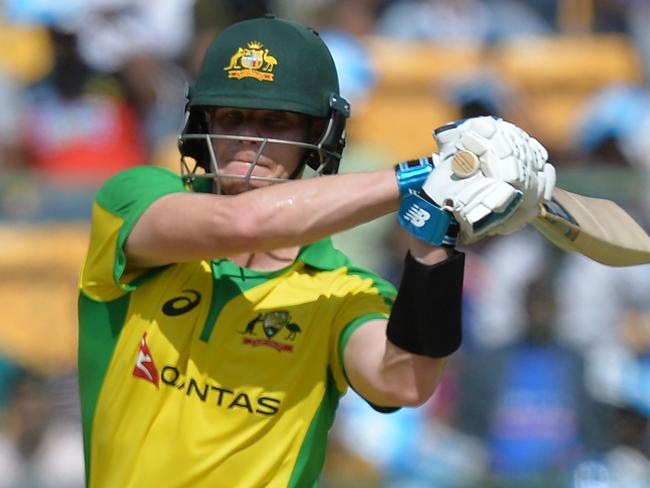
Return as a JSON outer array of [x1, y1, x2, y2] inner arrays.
[[329, 266, 396, 394], [79, 166, 186, 301]]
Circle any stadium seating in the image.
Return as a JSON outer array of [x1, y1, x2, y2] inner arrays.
[[490, 34, 644, 151], [0, 224, 88, 373], [348, 34, 644, 159], [347, 37, 484, 160]]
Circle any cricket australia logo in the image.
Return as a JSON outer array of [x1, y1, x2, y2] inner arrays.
[[404, 203, 431, 228], [132, 332, 159, 388], [224, 41, 278, 81], [241, 311, 301, 352]]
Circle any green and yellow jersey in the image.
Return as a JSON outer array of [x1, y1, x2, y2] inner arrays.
[[78, 166, 396, 488]]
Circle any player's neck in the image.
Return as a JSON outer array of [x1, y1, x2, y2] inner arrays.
[[230, 247, 300, 271]]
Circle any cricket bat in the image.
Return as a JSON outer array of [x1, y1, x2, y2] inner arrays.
[[533, 188, 650, 266], [451, 150, 650, 267]]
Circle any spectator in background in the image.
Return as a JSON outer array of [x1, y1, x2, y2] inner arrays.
[[0, 355, 22, 408], [6, 0, 197, 173], [601, 406, 650, 486], [583, 273, 650, 417], [523, 0, 557, 28], [21, 29, 146, 185], [446, 75, 508, 119], [375, 0, 492, 44], [330, 361, 488, 488], [466, 228, 549, 348], [624, 1, 650, 84], [0, 370, 85, 488], [457, 269, 613, 487], [302, 0, 381, 129], [68, 0, 195, 154], [555, 84, 650, 356], [439, 72, 546, 149], [375, 0, 551, 44], [575, 298, 650, 486], [0, 73, 25, 172], [572, 84, 650, 171], [0, 9, 53, 174], [555, 254, 650, 357], [591, 0, 629, 33]]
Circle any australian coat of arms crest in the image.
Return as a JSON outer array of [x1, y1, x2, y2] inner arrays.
[[224, 41, 277, 81]]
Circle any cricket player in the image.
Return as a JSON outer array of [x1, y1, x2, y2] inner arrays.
[[77, 15, 554, 487]]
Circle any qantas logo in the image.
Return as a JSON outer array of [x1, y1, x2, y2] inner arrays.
[[132, 332, 159, 388], [129, 337, 282, 415], [160, 366, 281, 416]]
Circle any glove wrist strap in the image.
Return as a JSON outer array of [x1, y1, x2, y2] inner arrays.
[[394, 157, 433, 197]]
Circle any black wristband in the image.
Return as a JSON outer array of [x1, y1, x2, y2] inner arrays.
[[386, 251, 465, 358]]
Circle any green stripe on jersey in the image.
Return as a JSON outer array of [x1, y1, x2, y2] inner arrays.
[[77, 291, 130, 485], [287, 369, 340, 488]]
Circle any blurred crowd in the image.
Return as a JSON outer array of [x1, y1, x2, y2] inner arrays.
[[1, 1, 650, 487]]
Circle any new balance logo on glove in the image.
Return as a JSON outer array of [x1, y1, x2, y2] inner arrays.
[[403, 204, 431, 228], [398, 193, 457, 246]]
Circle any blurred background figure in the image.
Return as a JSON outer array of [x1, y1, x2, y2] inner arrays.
[[457, 267, 614, 488], [20, 28, 146, 185], [0, 369, 84, 488], [600, 406, 650, 487], [325, 365, 488, 488], [0, 72, 26, 173], [300, 0, 380, 102], [571, 289, 650, 487], [375, 0, 552, 44]]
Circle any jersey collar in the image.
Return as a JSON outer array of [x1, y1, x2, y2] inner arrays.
[[296, 238, 348, 271]]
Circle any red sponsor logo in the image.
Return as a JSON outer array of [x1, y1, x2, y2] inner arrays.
[[243, 337, 293, 352], [133, 332, 159, 387]]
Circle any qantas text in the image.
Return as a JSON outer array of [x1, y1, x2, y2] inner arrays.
[[160, 365, 281, 416]]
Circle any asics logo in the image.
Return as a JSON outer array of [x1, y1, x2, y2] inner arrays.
[[162, 290, 201, 316], [403, 204, 431, 228]]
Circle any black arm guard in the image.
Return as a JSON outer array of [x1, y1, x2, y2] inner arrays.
[[386, 251, 465, 358]]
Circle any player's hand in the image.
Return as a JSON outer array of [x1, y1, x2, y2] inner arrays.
[[431, 116, 556, 242], [419, 151, 523, 244]]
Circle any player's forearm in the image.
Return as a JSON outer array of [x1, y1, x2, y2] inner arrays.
[[127, 169, 400, 266], [344, 320, 447, 407], [226, 168, 399, 251], [377, 341, 448, 407]]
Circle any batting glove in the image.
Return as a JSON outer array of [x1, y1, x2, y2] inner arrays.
[[421, 152, 523, 244], [432, 116, 556, 241], [396, 152, 522, 246]]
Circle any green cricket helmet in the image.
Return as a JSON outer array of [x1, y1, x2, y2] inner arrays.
[[178, 14, 350, 192]]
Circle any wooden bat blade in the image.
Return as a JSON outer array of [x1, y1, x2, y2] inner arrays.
[[533, 188, 650, 266]]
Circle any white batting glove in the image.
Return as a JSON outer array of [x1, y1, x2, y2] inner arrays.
[[432, 116, 556, 241], [421, 152, 523, 244]]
